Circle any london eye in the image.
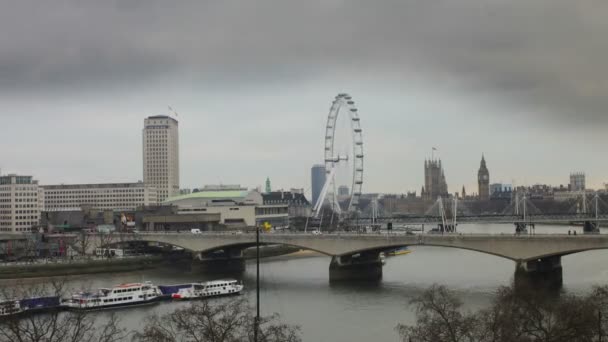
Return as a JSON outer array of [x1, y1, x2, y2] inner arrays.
[[313, 93, 364, 217]]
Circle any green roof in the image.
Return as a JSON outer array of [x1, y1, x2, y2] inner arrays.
[[164, 190, 250, 203]]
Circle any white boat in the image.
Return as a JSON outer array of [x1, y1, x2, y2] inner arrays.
[[0, 299, 21, 317], [159, 279, 243, 300], [65, 281, 161, 310]]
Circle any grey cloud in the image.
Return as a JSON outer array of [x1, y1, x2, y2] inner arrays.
[[1, 0, 608, 125]]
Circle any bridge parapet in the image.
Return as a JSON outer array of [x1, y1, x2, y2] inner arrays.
[[86, 232, 608, 262]]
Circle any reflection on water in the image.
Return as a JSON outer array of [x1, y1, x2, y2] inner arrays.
[[1, 224, 607, 342]]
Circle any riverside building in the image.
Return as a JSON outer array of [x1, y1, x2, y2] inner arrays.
[[143, 115, 180, 202], [41, 182, 158, 212], [157, 187, 289, 230], [0, 174, 42, 233]]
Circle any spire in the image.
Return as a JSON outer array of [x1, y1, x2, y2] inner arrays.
[[265, 177, 271, 193], [480, 154, 487, 168]]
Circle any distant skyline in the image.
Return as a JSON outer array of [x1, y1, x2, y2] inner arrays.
[[2, 1, 608, 196]]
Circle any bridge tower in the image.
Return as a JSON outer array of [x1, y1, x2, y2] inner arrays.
[[513, 190, 535, 234], [581, 192, 601, 233], [425, 197, 460, 233], [478, 155, 490, 200]]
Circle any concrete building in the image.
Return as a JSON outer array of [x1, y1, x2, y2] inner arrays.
[[0, 174, 42, 233], [422, 159, 448, 201], [41, 182, 158, 212], [570, 172, 586, 192], [311, 164, 326, 208], [200, 184, 247, 192], [143, 115, 179, 202], [163, 189, 288, 229], [478, 155, 490, 200]]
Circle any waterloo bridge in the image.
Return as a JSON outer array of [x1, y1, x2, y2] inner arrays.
[[84, 231, 608, 288]]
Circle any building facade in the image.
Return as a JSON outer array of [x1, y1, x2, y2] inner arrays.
[[338, 185, 350, 197], [42, 182, 158, 212], [262, 191, 311, 218], [570, 172, 586, 192], [163, 189, 289, 229], [0, 174, 42, 233], [143, 115, 179, 202], [422, 159, 448, 201], [490, 183, 502, 196], [311, 164, 326, 207], [478, 155, 490, 200]]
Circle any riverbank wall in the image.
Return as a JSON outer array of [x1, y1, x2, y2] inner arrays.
[[0, 245, 307, 280], [0, 256, 166, 280]]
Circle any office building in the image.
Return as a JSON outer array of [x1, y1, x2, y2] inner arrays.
[[0, 174, 42, 233], [570, 172, 586, 192], [311, 164, 326, 207], [42, 182, 158, 212], [143, 115, 179, 202]]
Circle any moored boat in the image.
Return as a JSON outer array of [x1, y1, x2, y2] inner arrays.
[[64, 281, 161, 310], [387, 247, 411, 257], [20, 296, 62, 313], [0, 296, 62, 317], [159, 279, 243, 300], [0, 299, 21, 317]]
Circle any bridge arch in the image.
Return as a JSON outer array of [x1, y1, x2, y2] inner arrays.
[[335, 243, 517, 261], [528, 247, 608, 262], [95, 238, 196, 253], [92, 237, 335, 258], [198, 242, 333, 257]]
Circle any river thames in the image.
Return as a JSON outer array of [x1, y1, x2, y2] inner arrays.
[[2, 223, 608, 342]]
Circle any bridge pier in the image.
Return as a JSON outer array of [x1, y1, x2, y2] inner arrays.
[[515, 256, 563, 290], [194, 248, 246, 273], [329, 252, 383, 282]]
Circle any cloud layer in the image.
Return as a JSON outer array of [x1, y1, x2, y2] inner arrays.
[[1, 0, 608, 192]]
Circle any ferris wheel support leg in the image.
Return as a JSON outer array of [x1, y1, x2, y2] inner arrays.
[[313, 167, 337, 218]]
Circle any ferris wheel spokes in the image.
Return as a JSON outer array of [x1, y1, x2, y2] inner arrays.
[[313, 93, 364, 220]]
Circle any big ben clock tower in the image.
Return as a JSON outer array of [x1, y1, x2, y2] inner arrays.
[[478, 155, 490, 200]]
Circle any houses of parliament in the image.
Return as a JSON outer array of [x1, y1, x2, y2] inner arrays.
[[421, 155, 490, 201]]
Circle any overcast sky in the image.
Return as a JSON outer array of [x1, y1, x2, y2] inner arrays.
[[2, 0, 608, 196]]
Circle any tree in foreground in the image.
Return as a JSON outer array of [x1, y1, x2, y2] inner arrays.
[[0, 279, 127, 342], [398, 283, 607, 342], [132, 297, 301, 342], [395, 284, 478, 342]]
